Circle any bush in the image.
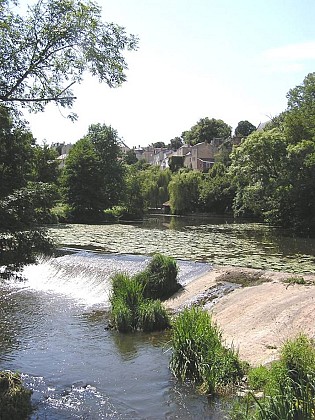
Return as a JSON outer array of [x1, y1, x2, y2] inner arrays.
[[170, 307, 244, 394], [230, 334, 315, 419], [0, 371, 32, 420], [247, 365, 270, 391], [141, 253, 180, 300]]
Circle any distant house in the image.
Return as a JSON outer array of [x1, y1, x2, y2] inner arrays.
[[119, 140, 131, 155], [183, 141, 222, 171]]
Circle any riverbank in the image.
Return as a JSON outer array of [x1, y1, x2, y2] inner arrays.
[[165, 265, 315, 366]]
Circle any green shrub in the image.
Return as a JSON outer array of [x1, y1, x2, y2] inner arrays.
[[142, 253, 180, 300], [0, 371, 32, 420], [248, 365, 270, 391], [170, 307, 244, 394], [230, 334, 315, 419], [110, 298, 133, 332], [139, 300, 170, 332]]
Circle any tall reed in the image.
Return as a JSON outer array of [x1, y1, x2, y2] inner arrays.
[[170, 307, 244, 394]]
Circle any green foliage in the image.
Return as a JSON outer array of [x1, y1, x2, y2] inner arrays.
[[140, 253, 180, 300], [0, 0, 138, 117], [139, 300, 170, 332], [285, 72, 315, 142], [0, 371, 32, 419], [170, 307, 244, 394], [168, 170, 202, 214], [199, 162, 235, 214], [110, 269, 171, 333], [119, 166, 145, 219], [168, 136, 183, 151], [234, 120, 256, 137], [140, 166, 172, 208], [62, 124, 124, 222], [283, 276, 306, 286], [0, 105, 35, 198], [168, 155, 185, 172], [182, 117, 232, 145], [247, 365, 270, 390], [231, 335, 315, 420], [0, 183, 56, 277], [32, 144, 59, 184]]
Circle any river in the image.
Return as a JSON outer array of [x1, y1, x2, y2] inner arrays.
[[0, 216, 314, 419]]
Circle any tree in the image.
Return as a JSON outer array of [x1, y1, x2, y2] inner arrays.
[[152, 141, 165, 148], [168, 155, 185, 172], [230, 128, 288, 218], [199, 163, 235, 214], [0, 106, 57, 278], [182, 117, 231, 145], [32, 143, 59, 184], [234, 120, 256, 137], [168, 136, 183, 151], [141, 166, 172, 208], [63, 123, 124, 221], [0, 0, 138, 117], [0, 105, 34, 198], [168, 170, 202, 214], [123, 149, 138, 165], [284, 72, 315, 142]]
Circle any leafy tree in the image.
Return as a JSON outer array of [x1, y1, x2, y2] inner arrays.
[[234, 120, 256, 137], [63, 123, 124, 221], [123, 149, 138, 165], [182, 117, 231, 145], [120, 166, 145, 219], [168, 155, 185, 172], [230, 128, 288, 218], [199, 162, 235, 214], [141, 166, 172, 208], [32, 143, 59, 184], [0, 106, 34, 197], [168, 170, 202, 214], [284, 72, 315, 142], [168, 136, 183, 151], [0, 0, 138, 118], [152, 141, 165, 148]]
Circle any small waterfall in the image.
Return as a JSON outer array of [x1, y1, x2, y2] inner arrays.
[[18, 249, 212, 308]]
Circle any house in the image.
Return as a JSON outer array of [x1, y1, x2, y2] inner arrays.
[[183, 141, 220, 171]]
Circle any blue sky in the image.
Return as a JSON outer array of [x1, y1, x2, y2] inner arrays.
[[23, 0, 315, 147]]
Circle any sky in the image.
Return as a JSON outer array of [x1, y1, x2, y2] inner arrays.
[[20, 0, 315, 147]]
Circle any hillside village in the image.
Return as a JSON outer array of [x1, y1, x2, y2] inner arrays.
[[53, 135, 245, 171]]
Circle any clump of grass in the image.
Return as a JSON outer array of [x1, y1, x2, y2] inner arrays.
[[110, 272, 170, 333], [284, 276, 306, 286], [230, 334, 315, 419], [139, 300, 170, 332], [169, 307, 245, 395], [247, 365, 270, 391], [0, 371, 32, 419], [140, 253, 181, 300]]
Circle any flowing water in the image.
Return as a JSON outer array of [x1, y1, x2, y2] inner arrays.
[[0, 216, 314, 419]]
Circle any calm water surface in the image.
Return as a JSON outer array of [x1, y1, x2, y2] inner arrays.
[[1, 216, 314, 419], [49, 216, 315, 273]]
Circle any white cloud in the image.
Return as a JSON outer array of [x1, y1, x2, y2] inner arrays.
[[259, 41, 315, 74]]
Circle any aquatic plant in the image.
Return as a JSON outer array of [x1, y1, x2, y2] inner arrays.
[[110, 272, 170, 333], [0, 371, 32, 420], [169, 307, 244, 395], [140, 253, 181, 300], [139, 300, 170, 332]]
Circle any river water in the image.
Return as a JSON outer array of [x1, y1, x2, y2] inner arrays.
[[0, 216, 314, 419]]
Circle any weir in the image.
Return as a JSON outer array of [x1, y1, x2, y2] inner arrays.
[[19, 249, 212, 307]]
